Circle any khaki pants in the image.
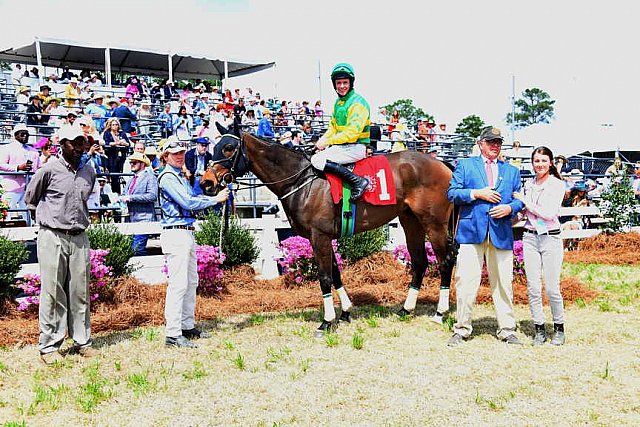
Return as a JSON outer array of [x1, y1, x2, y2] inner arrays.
[[38, 228, 91, 354], [453, 239, 516, 339], [161, 229, 198, 338]]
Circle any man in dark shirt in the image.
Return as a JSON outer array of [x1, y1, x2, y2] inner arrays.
[[25, 125, 98, 365], [112, 98, 137, 134], [233, 97, 246, 127]]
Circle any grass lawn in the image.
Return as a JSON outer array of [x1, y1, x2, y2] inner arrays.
[[0, 264, 638, 426]]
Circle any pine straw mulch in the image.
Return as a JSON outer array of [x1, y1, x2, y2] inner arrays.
[[0, 252, 599, 347], [563, 232, 640, 265]]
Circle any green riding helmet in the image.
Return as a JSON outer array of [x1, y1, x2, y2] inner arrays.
[[331, 63, 355, 91]]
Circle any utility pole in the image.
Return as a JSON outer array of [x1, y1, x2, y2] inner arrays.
[[510, 75, 516, 144], [317, 60, 322, 106]]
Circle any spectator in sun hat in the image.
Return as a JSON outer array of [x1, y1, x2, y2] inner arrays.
[[85, 94, 108, 131], [64, 77, 81, 107], [144, 145, 160, 173], [16, 86, 30, 113], [37, 85, 53, 105], [120, 151, 156, 256]]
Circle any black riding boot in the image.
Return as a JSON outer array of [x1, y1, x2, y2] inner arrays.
[[323, 161, 369, 202], [532, 323, 547, 346], [551, 323, 565, 346]]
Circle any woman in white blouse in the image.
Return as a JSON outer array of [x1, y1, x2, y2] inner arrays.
[[513, 146, 566, 346]]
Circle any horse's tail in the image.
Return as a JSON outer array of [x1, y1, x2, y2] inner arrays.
[[444, 203, 460, 270]]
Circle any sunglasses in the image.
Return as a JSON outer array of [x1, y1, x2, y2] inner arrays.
[[165, 141, 186, 149], [129, 161, 141, 165]]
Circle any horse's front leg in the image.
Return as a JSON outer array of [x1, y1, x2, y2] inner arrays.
[[332, 249, 352, 323], [311, 233, 339, 337]]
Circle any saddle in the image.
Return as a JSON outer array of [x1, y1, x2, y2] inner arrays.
[[325, 155, 396, 206]]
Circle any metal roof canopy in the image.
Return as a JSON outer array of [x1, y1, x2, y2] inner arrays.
[[0, 37, 275, 84]]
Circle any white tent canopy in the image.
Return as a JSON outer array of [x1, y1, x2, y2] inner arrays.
[[0, 37, 275, 85]]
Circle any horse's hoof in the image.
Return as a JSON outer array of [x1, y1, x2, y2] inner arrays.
[[314, 320, 336, 338], [338, 311, 351, 323], [429, 312, 445, 325], [396, 307, 412, 318]]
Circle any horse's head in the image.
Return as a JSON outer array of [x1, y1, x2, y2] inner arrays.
[[200, 132, 248, 196]]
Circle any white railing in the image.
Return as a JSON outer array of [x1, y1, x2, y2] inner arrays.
[[4, 206, 637, 284]]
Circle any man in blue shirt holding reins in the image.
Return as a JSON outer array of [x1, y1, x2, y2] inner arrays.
[[158, 136, 229, 348]]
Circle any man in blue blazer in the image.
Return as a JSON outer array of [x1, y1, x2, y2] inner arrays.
[[120, 152, 158, 256], [447, 126, 525, 346]]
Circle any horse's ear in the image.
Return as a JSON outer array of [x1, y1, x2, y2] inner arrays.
[[215, 122, 229, 136], [232, 122, 241, 138]]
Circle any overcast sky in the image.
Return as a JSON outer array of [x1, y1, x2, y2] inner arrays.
[[1, 0, 638, 155]]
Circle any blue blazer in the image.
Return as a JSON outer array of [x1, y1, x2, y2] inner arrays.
[[447, 156, 524, 250]]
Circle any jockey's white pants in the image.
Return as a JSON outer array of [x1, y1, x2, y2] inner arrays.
[[161, 228, 198, 338], [311, 143, 367, 170]]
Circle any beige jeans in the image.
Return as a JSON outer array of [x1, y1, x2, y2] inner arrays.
[[37, 227, 91, 354], [161, 229, 198, 338], [453, 239, 516, 339]]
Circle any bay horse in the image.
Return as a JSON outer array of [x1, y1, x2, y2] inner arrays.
[[203, 129, 458, 336]]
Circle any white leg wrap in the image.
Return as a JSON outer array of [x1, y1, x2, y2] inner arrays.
[[323, 294, 336, 321], [336, 287, 352, 312], [436, 288, 450, 314], [403, 287, 420, 311]]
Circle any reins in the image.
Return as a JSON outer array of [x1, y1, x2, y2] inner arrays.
[[216, 135, 318, 197]]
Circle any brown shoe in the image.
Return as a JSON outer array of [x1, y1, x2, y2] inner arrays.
[[75, 346, 99, 358], [40, 351, 64, 365]]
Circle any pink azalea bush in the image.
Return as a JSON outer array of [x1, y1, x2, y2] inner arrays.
[[162, 245, 226, 294], [512, 240, 525, 276], [15, 249, 113, 311], [276, 236, 343, 284], [393, 240, 526, 277], [392, 242, 439, 275]]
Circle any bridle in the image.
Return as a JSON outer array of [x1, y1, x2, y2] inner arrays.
[[206, 133, 316, 199]]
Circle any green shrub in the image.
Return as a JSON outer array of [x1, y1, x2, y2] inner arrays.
[[195, 212, 259, 267], [337, 226, 388, 261], [598, 173, 640, 231], [0, 236, 28, 298], [87, 224, 136, 277]]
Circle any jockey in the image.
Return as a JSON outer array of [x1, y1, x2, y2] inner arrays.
[[312, 63, 371, 202]]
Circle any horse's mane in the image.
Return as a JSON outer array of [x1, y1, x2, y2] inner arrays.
[[245, 132, 311, 162]]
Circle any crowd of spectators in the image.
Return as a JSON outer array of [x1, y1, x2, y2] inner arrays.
[[1, 65, 637, 226]]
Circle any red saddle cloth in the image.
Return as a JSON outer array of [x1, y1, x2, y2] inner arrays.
[[326, 156, 397, 205]]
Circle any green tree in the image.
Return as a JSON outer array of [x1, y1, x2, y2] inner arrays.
[[506, 88, 555, 129], [382, 99, 432, 126], [455, 115, 485, 138]]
